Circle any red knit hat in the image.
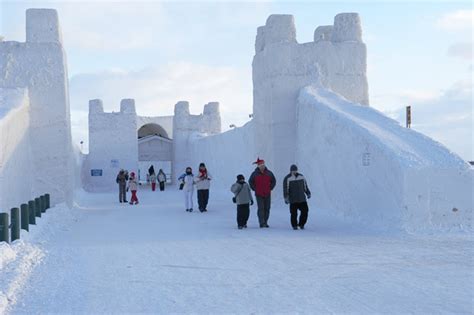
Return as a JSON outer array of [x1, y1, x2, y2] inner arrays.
[[130, 172, 135, 177], [253, 157, 265, 165]]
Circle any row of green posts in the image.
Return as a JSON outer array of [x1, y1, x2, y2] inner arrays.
[[0, 194, 50, 243]]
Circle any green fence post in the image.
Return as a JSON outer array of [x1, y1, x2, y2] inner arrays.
[[28, 200, 36, 225], [35, 198, 41, 218], [0, 213, 8, 243], [40, 195, 46, 213], [21, 204, 29, 232], [11, 208, 20, 242], [45, 193, 50, 209]]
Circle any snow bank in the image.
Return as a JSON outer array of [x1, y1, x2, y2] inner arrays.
[[0, 88, 34, 212], [187, 121, 256, 188], [0, 202, 80, 314], [296, 86, 472, 232]]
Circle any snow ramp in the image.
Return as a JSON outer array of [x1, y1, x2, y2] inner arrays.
[[296, 86, 472, 232]]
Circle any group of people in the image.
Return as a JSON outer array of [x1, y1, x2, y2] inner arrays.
[[115, 157, 312, 230], [230, 158, 311, 230], [177, 163, 212, 213], [147, 165, 167, 192], [115, 169, 139, 205], [115, 166, 167, 205]]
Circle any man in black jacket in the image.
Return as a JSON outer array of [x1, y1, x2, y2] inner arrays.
[[283, 164, 311, 230]]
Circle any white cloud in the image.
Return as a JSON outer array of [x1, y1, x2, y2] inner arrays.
[[447, 42, 473, 60], [437, 10, 473, 31], [69, 63, 253, 150]]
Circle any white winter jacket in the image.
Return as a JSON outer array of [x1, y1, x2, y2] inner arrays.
[[181, 174, 195, 191], [195, 171, 212, 190]]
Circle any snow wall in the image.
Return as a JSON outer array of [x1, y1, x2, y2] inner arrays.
[[82, 99, 139, 192], [0, 9, 74, 210], [0, 89, 34, 212], [187, 122, 256, 189], [296, 86, 473, 232]]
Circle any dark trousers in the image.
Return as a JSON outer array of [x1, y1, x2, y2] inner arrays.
[[237, 204, 250, 227], [197, 189, 209, 210], [159, 182, 165, 191], [119, 184, 126, 202], [256, 195, 271, 225], [290, 202, 309, 227], [151, 183, 156, 191]]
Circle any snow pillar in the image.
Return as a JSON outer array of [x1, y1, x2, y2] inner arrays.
[[203, 102, 221, 134]]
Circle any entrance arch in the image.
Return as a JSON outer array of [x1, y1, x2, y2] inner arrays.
[[137, 123, 172, 185]]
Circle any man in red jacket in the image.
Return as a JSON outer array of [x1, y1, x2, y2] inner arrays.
[[249, 158, 276, 228]]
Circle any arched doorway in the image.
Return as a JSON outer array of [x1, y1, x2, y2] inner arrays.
[[137, 123, 172, 185]]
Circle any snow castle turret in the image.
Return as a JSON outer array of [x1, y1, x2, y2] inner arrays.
[[84, 99, 138, 192], [252, 13, 368, 180]]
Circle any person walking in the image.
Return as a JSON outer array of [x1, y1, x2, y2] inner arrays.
[[128, 171, 139, 205], [150, 172, 157, 191], [178, 167, 195, 212], [231, 174, 254, 229], [116, 169, 128, 203], [158, 169, 167, 191], [283, 164, 311, 230], [195, 162, 212, 212], [249, 158, 276, 228]]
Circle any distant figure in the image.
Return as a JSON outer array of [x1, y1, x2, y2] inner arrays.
[[195, 162, 212, 212], [128, 171, 139, 205], [283, 164, 311, 230], [158, 169, 167, 191], [231, 174, 254, 229], [116, 169, 128, 203], [149, 172, 157, 191], [148, 165, 155, 177], [249, 158, 276, 228], [178, 167, 195, 212]]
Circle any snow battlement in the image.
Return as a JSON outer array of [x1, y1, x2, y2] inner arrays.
[[88, 98, 137, 116], [26, 9, 62, 44], [256, 13, 362, 53], [173, 101, 221, 135]]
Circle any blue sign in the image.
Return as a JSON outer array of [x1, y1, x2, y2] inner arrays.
[[91, 169, 103, 176]]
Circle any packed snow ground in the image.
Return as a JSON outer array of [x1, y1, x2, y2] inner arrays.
[[5, 187, 474, 314]]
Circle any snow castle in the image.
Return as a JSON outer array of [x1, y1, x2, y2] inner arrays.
[[0, 9, 472, 232]]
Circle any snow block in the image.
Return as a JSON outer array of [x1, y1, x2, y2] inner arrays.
[[314, 25, 333, 42], [332, 13, 362, 43], [296, 86, 472, 232], [26, 9, 62, 44]]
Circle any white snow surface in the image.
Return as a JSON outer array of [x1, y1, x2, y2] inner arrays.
[[0, 203, 79, 314], [2, 188, 473, 314]]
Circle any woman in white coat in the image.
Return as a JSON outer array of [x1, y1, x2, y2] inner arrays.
[[178, 167, 195, 212]]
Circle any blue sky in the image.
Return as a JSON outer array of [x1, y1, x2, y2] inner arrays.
[[1, 0, 472, 160]]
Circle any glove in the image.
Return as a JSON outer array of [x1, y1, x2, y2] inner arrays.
[[307, 193, 311, 199], [284, 198, 289, 204], [250, 200, 254, 206]]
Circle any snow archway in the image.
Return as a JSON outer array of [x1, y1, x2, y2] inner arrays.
[[137, 123, 172, 184], [138, 123, 169, 139]]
